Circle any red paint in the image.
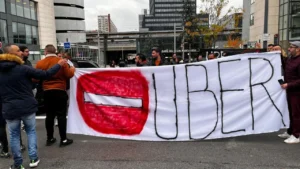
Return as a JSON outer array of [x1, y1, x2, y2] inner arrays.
[[77, 70, 149, 135]]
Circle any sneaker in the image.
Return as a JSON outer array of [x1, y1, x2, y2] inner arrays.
[[29, 158, 40, 168], [46, 138, 57, 146], [20, 145, 26, 152], [9, 165, 25, 169], [60, 139, 73, 147], [284, 135, 300, 144], [278, 132, 291, 139], [0, 150, 11, 158]]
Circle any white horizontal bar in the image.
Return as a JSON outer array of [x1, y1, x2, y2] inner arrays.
[[84, 92, 142, 108]]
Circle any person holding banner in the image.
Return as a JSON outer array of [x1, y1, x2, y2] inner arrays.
[[36, 45, 75, 147], [279, 41, 300, 144]]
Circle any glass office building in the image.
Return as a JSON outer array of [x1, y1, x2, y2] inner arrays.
[[279, 0, 300, 49], [0, 0, 40, 62], [139, 0, 197, 31]]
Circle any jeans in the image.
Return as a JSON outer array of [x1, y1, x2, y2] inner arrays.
[[44, 90, 68, 141], [6, 113, 38, 166]]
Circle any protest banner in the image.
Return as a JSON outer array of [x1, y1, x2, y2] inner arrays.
[[67, 52, 289, 141]]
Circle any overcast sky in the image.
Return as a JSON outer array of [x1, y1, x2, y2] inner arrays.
[[84, 0, 243, 32]]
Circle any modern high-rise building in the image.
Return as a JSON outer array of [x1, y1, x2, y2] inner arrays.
[[98, 14, 118, 33], [139, 0, 197, 31], [0, 0, 57, 64], [242, 0, 279, 48], [54, 0, 86, 43], [278, 0, 300, 49]]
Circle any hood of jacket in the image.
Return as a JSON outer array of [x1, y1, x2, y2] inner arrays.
[[0, 54, 24, 72]]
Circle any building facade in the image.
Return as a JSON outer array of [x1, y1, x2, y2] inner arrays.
[[139, 0, 197, 31], [279, 0, 300, 49], [0, 0, 42, 63], [36, 0, 57, 50], [98, 14, 118, 33], [242, 0, 279, 48], [54, 0, 86, 43]]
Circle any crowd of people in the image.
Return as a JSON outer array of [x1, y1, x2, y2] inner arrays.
[[0, 42, 300, 169], [0, 44, 75, 169]]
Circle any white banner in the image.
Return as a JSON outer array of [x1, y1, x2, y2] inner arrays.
[[67, 52, 289, 141]]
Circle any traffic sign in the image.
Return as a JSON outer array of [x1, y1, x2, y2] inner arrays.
[[262, 34, 270, 41], [64, 42, 71, 49]]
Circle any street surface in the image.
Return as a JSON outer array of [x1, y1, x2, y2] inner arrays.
[[1, 119, 300, 169]]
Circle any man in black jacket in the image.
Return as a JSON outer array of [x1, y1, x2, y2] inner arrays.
[[0, 49, 10, 158], [0, 44, 67, 169]]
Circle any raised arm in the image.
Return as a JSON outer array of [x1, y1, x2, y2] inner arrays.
[[27, 59, 67, 80]]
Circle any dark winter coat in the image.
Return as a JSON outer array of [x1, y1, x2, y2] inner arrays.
[[284, 55, 300, 94], [0, 54, 61, 120]]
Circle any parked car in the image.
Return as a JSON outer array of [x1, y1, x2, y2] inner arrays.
[[35, 59, 99, 115]]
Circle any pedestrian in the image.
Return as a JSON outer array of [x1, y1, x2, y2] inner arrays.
[[197, 55, 203, 62], [172, 53, 177, 64], [279, 41, 300, 144], [0, 49, 9, 159], [135, 54, 147, 67], [56, 52, 63, 58], [208, 53, 217, 60], [0, 44, 67, 169], [110, 60, 116, 68], [149, 47, 163, 66], [19, 46, 37, 144], [267, 44, 274, 52], [36, 45, 75, 147]]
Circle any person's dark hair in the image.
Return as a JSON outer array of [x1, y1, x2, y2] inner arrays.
[[19, 46, 28, 52], [268, 44, 274, 47], [213, 53, 218, 58], [0, 49, 3, 54], [138, 54, 146, 61], [152, 47, 161, 56]]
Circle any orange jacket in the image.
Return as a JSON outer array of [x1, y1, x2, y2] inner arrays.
[[36, 54, 75, 91]]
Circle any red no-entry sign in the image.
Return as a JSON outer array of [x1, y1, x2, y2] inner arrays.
[[76, 70, 150, 136]]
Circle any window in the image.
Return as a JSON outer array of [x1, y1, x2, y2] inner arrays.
[[32, 26, 38, 45], [18, 23, 26, 44], [12, 22, 18, 43], [25, 25, 32, 44], [10, 0, 16, 15], [12, 22, 38, 44], [30, 1, 36, 20], [0, 19, 8, 43], [250, 14, 254, 26], [23, 0, 31, 19], [0, 0, 5, 13], [16, 0, 24, 17]]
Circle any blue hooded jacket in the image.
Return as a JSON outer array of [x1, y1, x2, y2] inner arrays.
[[0, 54, 61, 120]]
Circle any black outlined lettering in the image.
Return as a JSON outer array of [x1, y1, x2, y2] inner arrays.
[[249, 58, 286, 130], [152, 66, 178, 140], [186, 64, 218, 140], [218, 59, 246, 134]]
